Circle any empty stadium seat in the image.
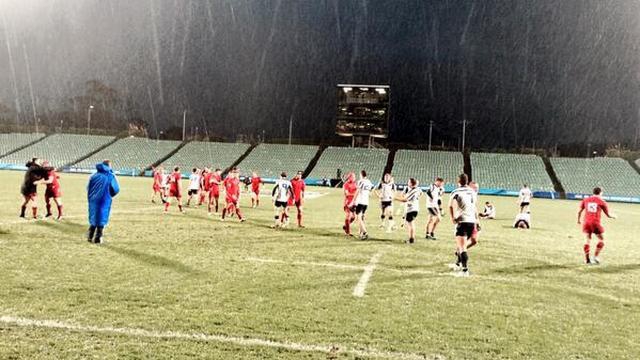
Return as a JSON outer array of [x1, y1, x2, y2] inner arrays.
[[237, 144, 318, 179], [0, 133, 45, 156], [550, 157, 640, 196], [392, 150, 463, 187], [0, 134, 114, 168], [307, 147, 388, 181], [471, 153, 554, 191], [72, 137, 181, 173], [163, 141, 249, 171]]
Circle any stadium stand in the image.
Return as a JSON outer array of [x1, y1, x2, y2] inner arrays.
[[550, 157, 640, 196], [307, 147, 388, 181], [0, 133, 45, 156], [391, 150, 463, 187], [237, 144, 318, 179], [0, 134, 114, 168], [636, 158, 640, 169], [162, 141, 250, 171], [471, 152, 554, 191], [72, 137, 181, 174]]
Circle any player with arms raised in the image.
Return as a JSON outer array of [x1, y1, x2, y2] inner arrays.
[[577, 187, 616, 265]]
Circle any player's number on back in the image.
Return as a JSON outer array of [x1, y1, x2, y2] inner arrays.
[[587, 202, 598, 213]]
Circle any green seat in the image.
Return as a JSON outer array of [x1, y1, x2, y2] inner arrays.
[[471, 153, 553, 192], [550, 157, 640, 196], [307, 147, 388, 181], [163, 141, 250, 172], [0, 133, 45, 157], [392, 150, 463, 187], [237, 144, 318, 179]]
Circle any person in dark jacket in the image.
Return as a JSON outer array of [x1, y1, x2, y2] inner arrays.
[[87, 160, 120, 244], [20, 158, 52, 219]]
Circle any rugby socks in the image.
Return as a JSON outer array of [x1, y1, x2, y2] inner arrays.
[[460, 251, 469, 271], [57, 205, 63, 218], [31, 206, 38, 219], [20, 205, 26, 218], [46, 203, 52, 217], [344, 219, 351, 234], [222, 208, 227, 219], [235, 207, 243, 220], [178, 204, 183, 212], [297, 212, 302, 226], [595, 242, 604, 257], [583, 244, 591, 263], [455, 251, 461, 266], [164, 202, 170, 212]]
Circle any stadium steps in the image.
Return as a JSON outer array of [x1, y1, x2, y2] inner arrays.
[[542, 155, 566, 198], [302, 145, 327, 178], [63, 136, 121, 169], [628, 158, 640, 176], [142, 140, 190, 175], [383, 146, 397, 176], [225, 143, 258, 175], [0, 133, 49, 158], [463, 149, 472, 180]]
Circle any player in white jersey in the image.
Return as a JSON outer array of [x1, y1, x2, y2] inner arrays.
[[375, 173, 397, 232], [352, 170, 374, 240], [518, 184, 532, 213], [448, 174, 477, 277], [425, 177, 445, 240], [186, 168, 201, 207], [271, 171, 293, 228], [397, 178, 422, 244]]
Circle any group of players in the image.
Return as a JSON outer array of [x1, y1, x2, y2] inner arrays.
[[15, 159, 617, 274], [19, 158, 63, 220], [150, 166, 307, 227]]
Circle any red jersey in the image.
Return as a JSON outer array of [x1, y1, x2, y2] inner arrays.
[[291, 178, 305, 201], [153, 170, 162, 186], [251, 177, 262, 192], [47, 170, 60, 191], [224, 177, 240, 200], [343, 180, 357, 204], [210, 173, 222, 191], [202, 172, 212, 191], [169, 172, 181, 192], [580, 195, 609, 225]]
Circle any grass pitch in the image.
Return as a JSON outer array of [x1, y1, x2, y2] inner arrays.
[[0, 170, 639, 359]]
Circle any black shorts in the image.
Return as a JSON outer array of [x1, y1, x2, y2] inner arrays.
[[455, 222, 476, 238], [405, 211, 418, 223], [381, 201, 392, 210], [514, 220, 530, 229], [275, 200, 288, 208], [428, 208, 439, 216], [520, 202, 530, 207], [355, 204, 368, 215], [188, 189, 198, 196]]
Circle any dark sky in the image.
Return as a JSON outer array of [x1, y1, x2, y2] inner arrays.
[[1, 0, 639, 149]]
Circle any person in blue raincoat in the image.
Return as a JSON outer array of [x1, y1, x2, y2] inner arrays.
[[87, 160, 120, 244]]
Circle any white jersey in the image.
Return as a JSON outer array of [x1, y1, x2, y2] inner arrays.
[[519, 187, 532, 203], [513, 212, 531, 227], [449, 186, 477, 223], [188, 174, 200, 190], [404, 187, 422, 213], [483, 205, 496, 219], [161, 174, 170, 188], [355, 178, 374, 206], [426, 183, 444, 208], [273, 179, 292, 202], [376, 181, 396, 202]]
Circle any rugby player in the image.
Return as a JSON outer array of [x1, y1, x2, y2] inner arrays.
[[375, 173, 396, 232], [352, 170, 374, 240], [250, 172, 263, 208], [425, 177, 445, 240], [448, 174, 477, 277], [577, 187, 616, 265], [164, 167, 184, 213], [342, 172, 357, 236], [397, 178, 422, 244], [289, 171, 306, 227], [272, 172, 293, 228]]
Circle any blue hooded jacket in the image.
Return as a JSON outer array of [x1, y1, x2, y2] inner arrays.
[[87, 162, 120, 227]]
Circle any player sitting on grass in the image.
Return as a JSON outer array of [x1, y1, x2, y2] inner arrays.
[[397, 178, 422, 244], [448, 174, 477, 277], [513, 212, 531, 229], [272, 172, 293, 228], [577, 187, 616, 265], [479, 201, 496, 219]]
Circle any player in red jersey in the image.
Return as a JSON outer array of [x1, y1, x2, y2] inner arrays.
[[577, 187, 616, 265], [289, 171, 306, 227], [222, 168, 244, 221], [36, 161, 64, 220], [151, 166, 164, 203], [250, 172, 263, 208], [342, 172, 358, 236], [164, 167, 184, 213], [198, 167, 210, 206], [208, 168, 223, 215]]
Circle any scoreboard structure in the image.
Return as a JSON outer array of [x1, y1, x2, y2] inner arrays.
[[336, 84, 390, 140]]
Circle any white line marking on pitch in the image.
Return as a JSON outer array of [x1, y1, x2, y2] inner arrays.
[[0, 315, 442, 360], [353, 252, 383, 298]]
